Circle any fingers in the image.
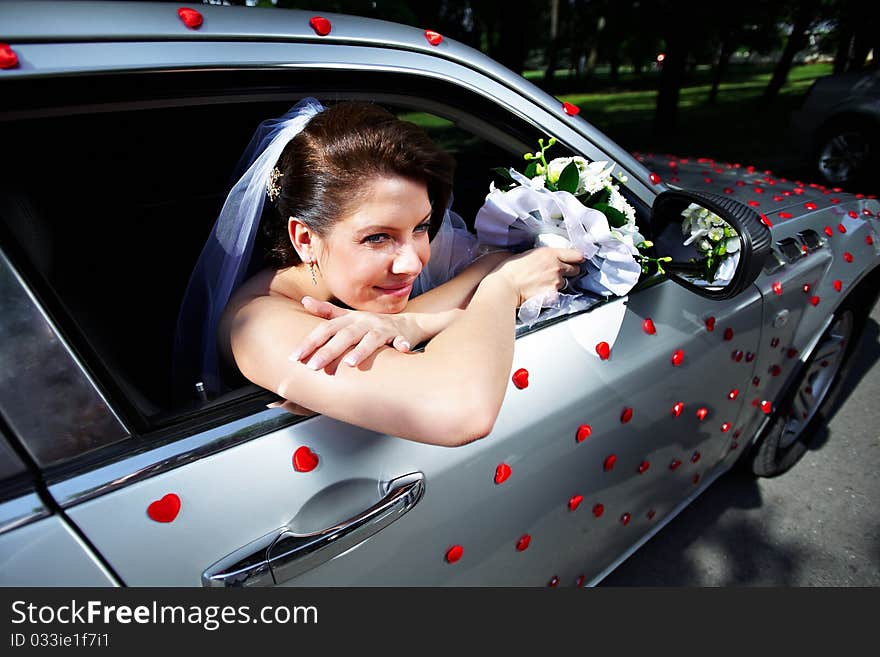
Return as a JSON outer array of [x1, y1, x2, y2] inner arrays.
[[289, 317, 349, 363], [341, 330, 392, 367], [391, 335, 412, 352], [556, 247, 586, 263], [302, 325, 367, 370], [301, 296, 348, 320]]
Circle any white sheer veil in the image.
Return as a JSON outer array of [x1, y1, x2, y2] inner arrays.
[[172, 98, 476, 401]]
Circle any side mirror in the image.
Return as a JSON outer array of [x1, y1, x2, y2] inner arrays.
[[649, 189, 772, 300]]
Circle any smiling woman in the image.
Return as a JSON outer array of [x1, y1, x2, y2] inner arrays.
[[179, 99, 583, 445]]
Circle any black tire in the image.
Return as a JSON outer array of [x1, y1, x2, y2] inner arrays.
[[746, 302, 864, 477], [813, 116, 880, 191]]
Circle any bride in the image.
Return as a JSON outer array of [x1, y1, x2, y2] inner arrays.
[[175, 98, 582, 446]]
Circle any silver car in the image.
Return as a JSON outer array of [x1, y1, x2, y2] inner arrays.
[[1, 1, 878, 587]]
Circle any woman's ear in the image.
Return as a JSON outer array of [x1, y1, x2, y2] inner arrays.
[[288, 217, 316, 263]]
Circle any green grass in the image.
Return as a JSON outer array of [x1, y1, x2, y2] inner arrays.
[[555, 63, 834, 177]]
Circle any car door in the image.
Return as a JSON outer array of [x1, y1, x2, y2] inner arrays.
[[0, 35, 768, 587]]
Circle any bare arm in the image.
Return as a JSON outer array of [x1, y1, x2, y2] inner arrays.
[[230, 248, 583, 446]]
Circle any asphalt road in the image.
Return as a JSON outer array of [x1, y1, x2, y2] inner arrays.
[[600, 299, 880, 586]]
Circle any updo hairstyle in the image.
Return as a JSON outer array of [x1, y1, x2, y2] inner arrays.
[[264, 102, 455, 267]]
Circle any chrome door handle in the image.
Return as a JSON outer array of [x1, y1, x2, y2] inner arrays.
[[202, 472, 425, 587]]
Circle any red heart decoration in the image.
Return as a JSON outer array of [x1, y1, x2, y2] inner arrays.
[[831, 198, 840, 204], [620, 407, 633, 424], [576, 575, 585, 587], [723, 187, 734, 194], [843, 251, 854, 263], [802, 283, 811, 293], [696, 407, 708, 421], [705, 316, 716, 331], [761, 400, 772, 414], [671, 349, 684, 366], [147, 493, 181, 523], [309, 16, 332, 36], [721, 422, 731, 433], [568, 495, 583, 511], [770, 337, 780, 348], [723, 327, 734, 341], [867, 235, 874, 245], [548, 576, 560, 587], [728, 389, 739, 400], [833, 279, 842, 292], [672, 401, 684, 417], [810, 295, 820, 306], [760, 214, 774, 228], [746, 352, 755, 362], [516, 534, 531, 551], [649, 172, 662, 185], [778, 212, 792, 219], [512, 367, 529, 389], [637, 460, 650, 474], [753, 376, 761, 386], [620, 512, 631, 526], [424, 29, 443, 45], [669, 459, 682, 471], [730, 441, 739, 451], [693, 474, 701, 485], [642, 318, 657, 334], [293, 445, 319, 472], [445, 545, 463, 563], [562, 101, 580, 116], [0, 43, 19, 69], [748, 200, 760, 207], [787, 348, 798, 358], [772, 281, 782, 295], [805, 202, 817, 210], [575, 424, 592, 443], [603, 454, 617, 471], [769, 364, 781, 376], [691, 451, 701, 463], [595, 341, 611, 360], [592, 503, 605, 517], [494, 463, 512, 485], [177, 7, 203, 29], [646, 509, 656, 520], [824, 226, 833, 237], [848, 210, 858, 219]]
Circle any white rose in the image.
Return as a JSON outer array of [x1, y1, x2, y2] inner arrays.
[[708, 226, 724, 241], [699, 239, 712, 252], [725, 237, 740, 253]]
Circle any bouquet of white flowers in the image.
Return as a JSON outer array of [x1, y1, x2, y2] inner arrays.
[[680, 203, 740, 285], [475, 137, 668, 325]]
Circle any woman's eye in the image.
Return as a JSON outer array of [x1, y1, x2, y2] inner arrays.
[[363, 233, 390, 244], [414, 222, 431, 233]]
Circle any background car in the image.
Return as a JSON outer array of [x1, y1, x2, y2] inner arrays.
[[789, 68, 880, 192], [0, 1, 878, 587]]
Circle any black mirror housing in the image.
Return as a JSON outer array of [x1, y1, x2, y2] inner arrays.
[[649, 189, 772, 300]]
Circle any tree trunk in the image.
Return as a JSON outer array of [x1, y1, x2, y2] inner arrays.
[[708, 36, 734, 104], [653, 27, 688, 135], [544, 0, 560, 86], [762, 4, 815, 103]]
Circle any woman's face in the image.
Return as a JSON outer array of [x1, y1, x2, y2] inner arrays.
[[314, 175, 432, 313]]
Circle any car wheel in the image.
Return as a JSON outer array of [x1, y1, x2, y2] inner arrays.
[[747, 305, 860, 477], [814, 117, 879, 190]]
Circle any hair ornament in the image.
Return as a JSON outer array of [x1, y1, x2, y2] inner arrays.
[[267, 166, 283, 202]]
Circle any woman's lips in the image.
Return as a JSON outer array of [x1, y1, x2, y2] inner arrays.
[[375, 281, 414, 297]]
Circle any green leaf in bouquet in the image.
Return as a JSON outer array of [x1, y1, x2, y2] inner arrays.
[[523, 161, 539, 179], [557, 161, 580, 194], [490, 167, 517, 191], [593, 203, 628, 228]]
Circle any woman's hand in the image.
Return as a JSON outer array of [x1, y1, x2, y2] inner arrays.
[[488, 247, 584, 306], [289, 297, 417, 370]]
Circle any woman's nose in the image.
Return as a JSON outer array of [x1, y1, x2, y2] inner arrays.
[[392, 241, 423, 275]]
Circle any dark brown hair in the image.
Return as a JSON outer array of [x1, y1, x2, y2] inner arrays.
[[264, 102, 455, 267]]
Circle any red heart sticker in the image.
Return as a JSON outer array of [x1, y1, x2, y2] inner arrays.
[[760, 214, 774, 228], [824, 226, 834, 237], [637, 460, 650, 474], [596, 341, 611, 360], [647, 509, 656, 520], [833, 279, 842, 292], [721, 422, 731, 433], [696, 407, 708, 421], [620, 512, 631, 526], [603, 454, 617, 471], [672, 401, 684, 417], [309, 16, 332, 36], [693, 473, 701, 485], [723, 327, 734, 341], [494, 463, 512, 485], [691, 451, 701, 463], [562, 101, 580, 116], [770, 337, 780, 348], [649, 172, 662, 185], [516, 534, 531, 551], [0, 43, 19, 69], [803, 283, 812, 293], [642, 318, 657, 334], [575, 424, 592, 443], [548, 575, 560, 587], [805, 202, 817, 210], [843, 251, 854, 263], [728, 389, 739, 400], [867, 235, 875, 245], [839, 223, 848, 233], [293, 445, 319, 472], [424, 30, 443, 45], [669, 459, 682, 471], [576, 575, 585, 587], [568, 495, 583, 511], [620, 407, 633, 424], [772, 281, 782, 295], [177, 7, 203, 29], [810, 295, 820, 306], [147, 493, 181, 523], [445, 545, 463, 563], [512, 367, 529, 389], [705, 316, 716, 331], [761, 400, 772, 414], [671, 349, 684, 366], [592, 503, 605, 517]]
